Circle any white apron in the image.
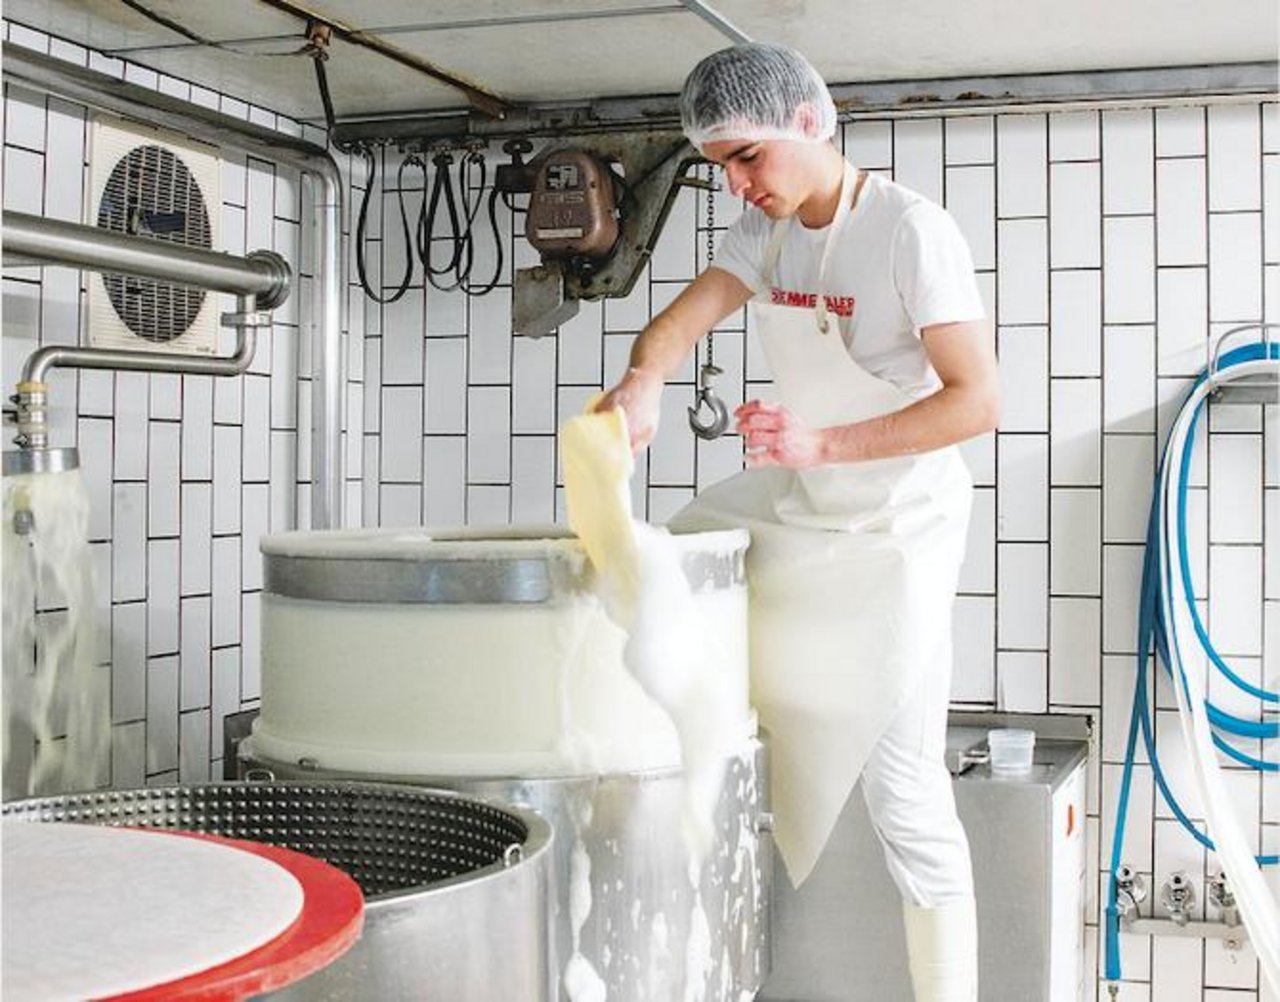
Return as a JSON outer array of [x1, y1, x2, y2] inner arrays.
[[670, 163, 973, 887]]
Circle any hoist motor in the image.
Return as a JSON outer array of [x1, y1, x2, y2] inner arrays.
[[524, 149, 618, 260]]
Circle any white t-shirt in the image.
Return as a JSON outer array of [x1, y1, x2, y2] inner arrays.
[[712, 171, 985, 399]]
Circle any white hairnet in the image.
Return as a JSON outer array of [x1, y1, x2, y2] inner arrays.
[[679, 43, 837, 150]]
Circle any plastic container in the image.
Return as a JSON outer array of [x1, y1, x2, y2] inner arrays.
[[987, 728, 1036, 775]]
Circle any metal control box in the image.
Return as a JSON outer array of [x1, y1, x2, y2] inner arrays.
[[760, 712, 1090, 1002]]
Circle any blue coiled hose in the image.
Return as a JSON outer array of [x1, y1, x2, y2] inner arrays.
[[1104, 337, 1279, 987]]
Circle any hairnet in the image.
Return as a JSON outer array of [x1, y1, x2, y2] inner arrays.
[[679, 43, 837, 150]]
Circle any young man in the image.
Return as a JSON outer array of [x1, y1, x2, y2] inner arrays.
[[597, 43, 998, 1002]]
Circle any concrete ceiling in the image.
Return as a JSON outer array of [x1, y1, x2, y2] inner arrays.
[[4, 0, 1277, 123]]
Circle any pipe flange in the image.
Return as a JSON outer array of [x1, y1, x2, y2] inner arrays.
[[246, 249, 292, 312]]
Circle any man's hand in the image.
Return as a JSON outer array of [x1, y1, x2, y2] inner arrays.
[[736, 400, 827, 468], [595, 367, 665, 453]]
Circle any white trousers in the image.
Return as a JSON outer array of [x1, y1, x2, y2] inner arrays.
[[858, 634, 975, 907]]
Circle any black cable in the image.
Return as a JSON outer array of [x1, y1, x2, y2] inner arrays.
[[312, 54, 337, 133], [354, 148, 415, 304], [460, 186, 506, 296], [418, 154, 466, 292]]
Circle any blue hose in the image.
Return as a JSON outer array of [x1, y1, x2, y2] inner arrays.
[[1104, 340, 1279, 987]]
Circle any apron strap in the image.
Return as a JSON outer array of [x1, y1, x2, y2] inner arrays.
[[759, 163, 865, 335]]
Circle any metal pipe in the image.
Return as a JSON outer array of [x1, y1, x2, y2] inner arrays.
[[2, 42, 345, 529], [676, 0, 751, 44], [3, 212, 290, 308]]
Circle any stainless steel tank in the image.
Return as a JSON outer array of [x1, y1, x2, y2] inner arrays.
[[243, 526, 772, 1001], [2, 781, 554, 1001]]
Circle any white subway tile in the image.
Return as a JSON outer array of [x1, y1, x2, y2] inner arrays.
[[1104, 326, 1156, 434], [45, 99, 86, 224], [210, 647, 241, 760], [997, 650, 1047, 713], [423, 437, 466, 524], [4, 84, 46, 151], [997, 433, 1048, 540], [651, 184, 695, 280], [1269, 491, 1279, 600], [467, 385, 511, 483], [1156, 159, 1207, 266], [380, 386, 424, 482], [1208, 105, 1262, 212], [111, 602, 146, 724], [2, 146, 43, 214], [958, 486, 995, 594], [145, 538, 179, 656], [1102, 109, 1155, 215], [1101, 653, 1149, 762], [559, 308, 604, 384], [603, 278, 650, 331], [945, 165, 995, 271], [1101, 761, 1153, 871], [180, 483, 212, 596], [1050, 379, 1102, 485], [1103, 217, 1156, 324], [269, 325, 298, 428], [425, 286, 467, 335], [111, 721, 145, 789], [379, 484, 422, 527], [1049, 597, 1101, 705], [111, 483, 146, 603], [845, 120, 893, 169], [958, 430, 996, 487], [945, 117, 994, 165], [181, 375, 214, 480], [1209, 545, 1262, 656], [211, 537, 240, 648], [1209, 212, 1262, 321], [242, 374, 270, 481], [1156, 107, 1205, 157], [951, 594, 995, 702], [244, 158, 274, 252], [468, 485, 510, 525], [468, 286, 512, 383], [997, 219, 1048, 324], [423, 337, 466, 433], [1102, 434, 1155, 543], [996, 114, 1047, 217], [179, 595, 211, 711], [893, 119, 943, 204], [77, 417, 113, 541], [241, 483, 268, 591], [269, 429, 298, 531], [996, 326, 1048, 431], [1209, 434, 1263, 543], [178, 710, 210, 783], [210, 425, 241, 535], [696, 434, 745, 493], [512, 334, 556, 434], [1051, 488, 1101, 595], [512, 436, 556, 523], [241, 594, 261, 701], [1050, 111, 1099, 162], [997, 542, 1048, 649], [146, 655, 179, 774], [1265, 103, 1279, 155], [1050, 162, 1101, 268], [1155, 268, 1209, 376], [649, 390, 696, 486], [149, 372, 182, 420], [1050, 271, 1102, 376]]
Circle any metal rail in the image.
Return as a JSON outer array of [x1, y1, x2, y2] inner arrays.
[[2, 42, 345, 530]]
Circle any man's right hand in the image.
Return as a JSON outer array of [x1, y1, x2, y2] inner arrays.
[[595, 366, 664, 453]]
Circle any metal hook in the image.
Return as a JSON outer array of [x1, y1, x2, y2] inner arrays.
[[687, 363, 729, 440]]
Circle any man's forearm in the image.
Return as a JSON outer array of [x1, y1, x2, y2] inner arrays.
[[818, 382, 999, 464]]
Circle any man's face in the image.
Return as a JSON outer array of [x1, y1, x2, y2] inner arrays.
[[700, 138, 816, 219]]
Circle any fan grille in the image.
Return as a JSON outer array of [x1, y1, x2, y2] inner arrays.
[[96, 144, 213, 344]]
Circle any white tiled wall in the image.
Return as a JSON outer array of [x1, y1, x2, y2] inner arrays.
[[2, 17, 1277, 1002], [1, 22, 364, 783]]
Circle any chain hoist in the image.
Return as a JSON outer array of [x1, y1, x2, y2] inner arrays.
[[687, 162, 730, 440]]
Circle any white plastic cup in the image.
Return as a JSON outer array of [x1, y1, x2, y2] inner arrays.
[[987, 728, 1036, 775]]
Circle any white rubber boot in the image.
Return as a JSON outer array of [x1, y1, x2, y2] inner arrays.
[[902, 898, 979, 1002]]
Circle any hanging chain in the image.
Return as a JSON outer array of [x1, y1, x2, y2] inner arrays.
[[704, 162, 716, 370]]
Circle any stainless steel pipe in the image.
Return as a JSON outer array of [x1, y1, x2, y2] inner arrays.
[[2, 43, 344, 529], [3, 212, 290, 308]]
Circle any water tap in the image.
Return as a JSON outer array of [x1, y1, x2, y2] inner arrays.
[[1114, 864, 1148, 919], [1208, 872, 1239, 927], [1160, 871, 1196, 926]]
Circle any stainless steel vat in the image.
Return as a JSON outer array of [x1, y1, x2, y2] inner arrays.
[[2, 781, 554, 1001], [241, 740, 773, 1001]]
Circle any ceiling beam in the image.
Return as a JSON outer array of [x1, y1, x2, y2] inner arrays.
[[254, 0, 515, 119]]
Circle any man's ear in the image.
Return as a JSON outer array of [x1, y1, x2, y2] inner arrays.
[[791, 102, 821, 138]]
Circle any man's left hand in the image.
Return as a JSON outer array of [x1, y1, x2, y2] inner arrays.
[[736, 400, 826, 468]]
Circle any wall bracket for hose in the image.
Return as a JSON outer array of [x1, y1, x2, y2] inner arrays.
[[1207, 322, 1278, 403]]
